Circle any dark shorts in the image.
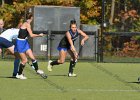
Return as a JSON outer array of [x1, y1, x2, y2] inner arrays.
[[57, 46, 70, 51], [14, 38, 30, 53], [0, 37, 13, 49]]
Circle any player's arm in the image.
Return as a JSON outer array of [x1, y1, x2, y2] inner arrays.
[[26, 23, 43, 37], [77, 29, 89, 46], [66, 31, 77, 55]]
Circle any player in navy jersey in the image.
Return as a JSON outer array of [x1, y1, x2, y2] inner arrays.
[[48, 20, 89, 77], [14, 13, 45, 79]]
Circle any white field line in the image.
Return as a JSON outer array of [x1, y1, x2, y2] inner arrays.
[[43, 88, 140, 92]]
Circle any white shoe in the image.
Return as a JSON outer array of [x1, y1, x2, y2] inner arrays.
[[37, 69, 44, 75], [16, 74, 27, 79], [48, 60, 53, 72], [68, 73, 77, 77]]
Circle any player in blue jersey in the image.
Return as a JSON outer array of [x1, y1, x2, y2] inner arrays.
[[48, 20, 89, 77]]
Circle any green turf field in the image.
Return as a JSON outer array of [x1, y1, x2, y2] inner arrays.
[[0, 60, 140, 100]]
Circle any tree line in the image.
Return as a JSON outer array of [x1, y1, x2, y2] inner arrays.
[[0, 0, 140, 32]]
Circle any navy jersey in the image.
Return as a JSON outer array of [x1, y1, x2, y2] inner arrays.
[[58, 29, 79, 48]]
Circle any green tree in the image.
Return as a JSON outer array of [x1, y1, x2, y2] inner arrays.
[[105, 0, 140, 32], [75, 0, 101, 25]]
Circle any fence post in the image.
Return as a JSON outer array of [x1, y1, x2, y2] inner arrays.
[[95, 30, 98, 62], [97, 29, 103, 62], [100, 0, 106, 62], [47, 30, 51, 62]]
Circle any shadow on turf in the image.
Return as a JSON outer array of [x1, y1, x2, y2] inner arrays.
[[0, 74, 68, 79], [127, 81, 140, 84], [0, 76, 17, 79], [0, 75, 47, 79]]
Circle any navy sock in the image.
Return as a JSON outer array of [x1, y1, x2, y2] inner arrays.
[[69, 61, 76, 73], [32, 60, 38, 71], [13, 59, 20, 76], [18, 63, 25, 75], [51, 60, 60, 66]]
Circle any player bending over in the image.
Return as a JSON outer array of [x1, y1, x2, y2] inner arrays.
[[0, 28, 20, 77]]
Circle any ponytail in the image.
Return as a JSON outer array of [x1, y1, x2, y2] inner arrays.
[[70, 19, 77, 28]]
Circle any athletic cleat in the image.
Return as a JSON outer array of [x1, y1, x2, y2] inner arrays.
[[16, 74, 27, 79], [36, 69, 44, 75], [48, 60, 53, 72], [68, 73, 77, 77]]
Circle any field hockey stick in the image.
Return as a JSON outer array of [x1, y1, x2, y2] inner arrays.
[[27, 61, 48, 79], [75, 45, 83, 62], [27, 61, 35, 69], [75, 38, 88, 62], [78, 45, 83, 56]]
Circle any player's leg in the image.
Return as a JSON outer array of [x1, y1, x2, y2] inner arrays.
[[16, 53, 27, 79], [67, 49, 77, 77], [14, 39, 29, 79], [13, 52, 20, 77], [7, 45, 20, 77], [48, 50, 67, 72], [7, 45, 14, 54], [0, 48, 2, 55], [2, 39, 19, 76], [26, 49, 44, 74], [0, 38, 19, 76], [0, 48, 3, 58]]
